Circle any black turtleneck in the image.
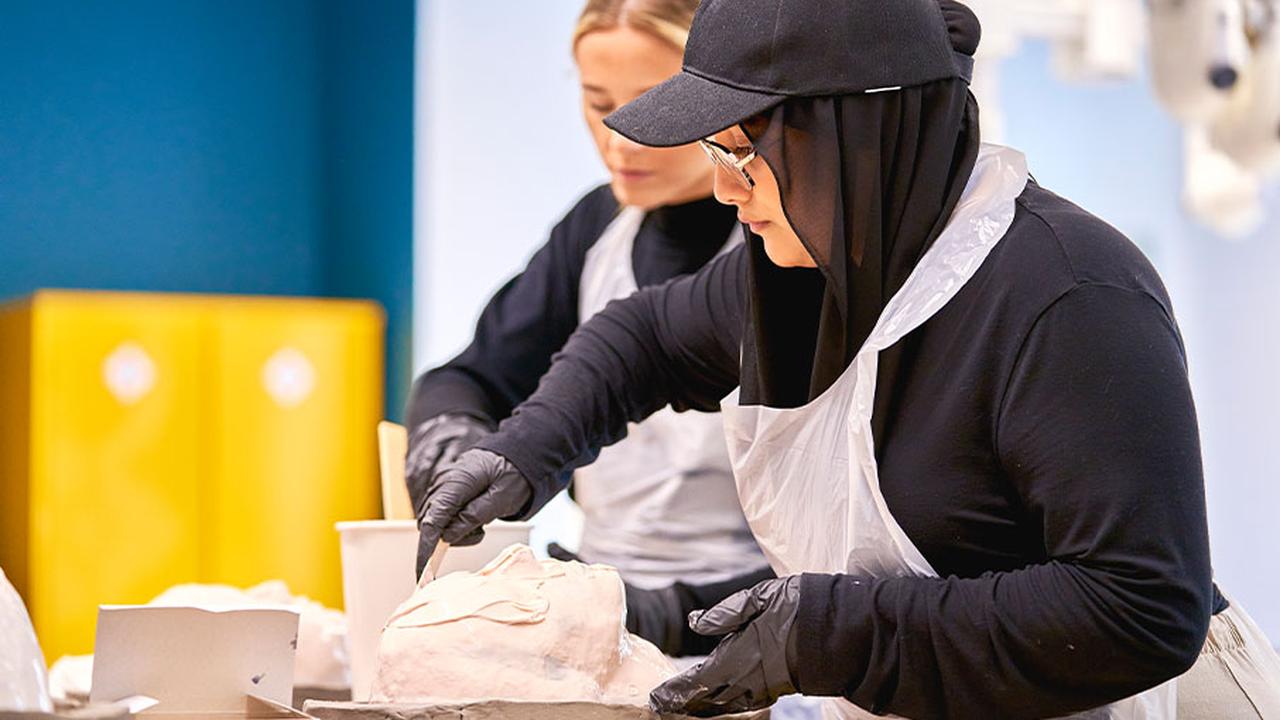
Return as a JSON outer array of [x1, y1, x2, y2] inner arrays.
[[406, 183, 738, 432], [634, 192, 737, 287]]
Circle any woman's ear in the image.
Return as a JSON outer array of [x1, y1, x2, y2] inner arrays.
[[742, 111, 775, 142]]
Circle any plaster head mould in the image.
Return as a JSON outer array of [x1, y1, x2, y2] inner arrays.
[[370, 544, 675, 705]]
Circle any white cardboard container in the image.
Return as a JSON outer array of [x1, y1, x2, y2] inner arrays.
[[88, 605, 311, 719], [335, 520, 533, 701]]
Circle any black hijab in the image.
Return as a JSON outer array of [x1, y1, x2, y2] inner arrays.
[[738, 1, 983, 411]]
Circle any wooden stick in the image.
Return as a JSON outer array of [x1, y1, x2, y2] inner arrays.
[[418, 541, 450, 587]]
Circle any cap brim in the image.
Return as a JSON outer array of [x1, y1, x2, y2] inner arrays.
[[604, 71, 785, 148]]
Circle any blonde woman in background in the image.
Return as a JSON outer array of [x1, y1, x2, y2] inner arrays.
[[405, 0, 773, 659]]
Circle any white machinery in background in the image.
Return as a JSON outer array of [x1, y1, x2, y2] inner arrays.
[[968, 0, 1280, 237]]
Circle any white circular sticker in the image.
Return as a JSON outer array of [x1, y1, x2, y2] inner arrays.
[[261, 347, 316, 408], [102, 342, 157, 405]]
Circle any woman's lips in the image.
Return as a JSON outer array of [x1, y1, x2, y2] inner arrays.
[[744, 219, 772, 233], [615, 169, 654, 182]]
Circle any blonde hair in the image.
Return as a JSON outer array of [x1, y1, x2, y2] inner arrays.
[[573, 0, 700, 53]]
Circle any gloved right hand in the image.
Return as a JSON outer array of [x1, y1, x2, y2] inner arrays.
[[415, 448, 532, 578], [406, 413, 493, 520], [649, 575, 803, 716]]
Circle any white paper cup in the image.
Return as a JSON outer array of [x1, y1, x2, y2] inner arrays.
[[335, 519, 532, 700]]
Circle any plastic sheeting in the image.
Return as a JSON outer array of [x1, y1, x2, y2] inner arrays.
[[0, 566, 52, 712]]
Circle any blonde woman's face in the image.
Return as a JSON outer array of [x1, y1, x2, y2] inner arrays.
[[576, 27, 714, 210]]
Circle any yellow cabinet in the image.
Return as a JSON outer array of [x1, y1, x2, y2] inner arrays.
[[0, 291, 383, 661], [203, 297, 383, 608]]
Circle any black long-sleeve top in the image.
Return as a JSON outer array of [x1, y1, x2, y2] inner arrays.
[[405, 184, 738, 429], [475, 181, 1220, 718]]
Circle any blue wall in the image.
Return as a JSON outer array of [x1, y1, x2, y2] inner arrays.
[[320, 0, 415, 420], [0, 0, 413, 418]]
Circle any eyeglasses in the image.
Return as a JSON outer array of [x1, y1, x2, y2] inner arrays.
[[699, 138, 757, 191]]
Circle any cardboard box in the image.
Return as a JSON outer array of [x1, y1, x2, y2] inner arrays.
[[88, 605, 312, 720]]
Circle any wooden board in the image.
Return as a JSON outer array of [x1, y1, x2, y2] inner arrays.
[[303, 699, 769, 720]]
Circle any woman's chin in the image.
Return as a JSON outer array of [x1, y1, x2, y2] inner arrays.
[[762, 238, 817, 268], [609, 179, 661, 211]]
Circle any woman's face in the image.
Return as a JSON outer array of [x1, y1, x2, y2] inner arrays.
[[709, 125, 816, 268], [576, 27, 714, 210]]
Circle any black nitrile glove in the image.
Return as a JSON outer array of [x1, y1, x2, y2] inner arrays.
[[649, 575, 803, 717], [406, 413, 493, 520], [415, 448, 533, 578], [545, 542, 583, 563], [546, 543, 686, 656]]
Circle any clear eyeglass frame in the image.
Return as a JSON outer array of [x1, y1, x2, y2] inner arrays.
[[699, 138, 757, 191]]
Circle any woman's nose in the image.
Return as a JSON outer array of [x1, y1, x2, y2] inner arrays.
[[713, 167, 749, 206], [607, 129, 644, 156]]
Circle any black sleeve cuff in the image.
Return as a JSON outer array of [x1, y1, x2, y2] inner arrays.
[[793, 573, 875, 698], [404, 369, 503, 429]]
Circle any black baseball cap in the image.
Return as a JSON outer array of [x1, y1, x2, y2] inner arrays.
[[604, 0, 975, 147]]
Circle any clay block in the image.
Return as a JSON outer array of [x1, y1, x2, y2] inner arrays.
[[302, 700, 769, 720]]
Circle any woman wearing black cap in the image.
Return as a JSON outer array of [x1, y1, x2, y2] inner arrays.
[[415, 0, 1280, 717]]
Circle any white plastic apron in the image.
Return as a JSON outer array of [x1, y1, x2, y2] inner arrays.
[[720, 145, 1176, 720], [574, 206, 768, 589]]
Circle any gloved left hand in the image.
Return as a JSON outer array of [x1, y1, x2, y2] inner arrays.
[[649, 575, 803, 717], [406, 413, 493, 521]]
